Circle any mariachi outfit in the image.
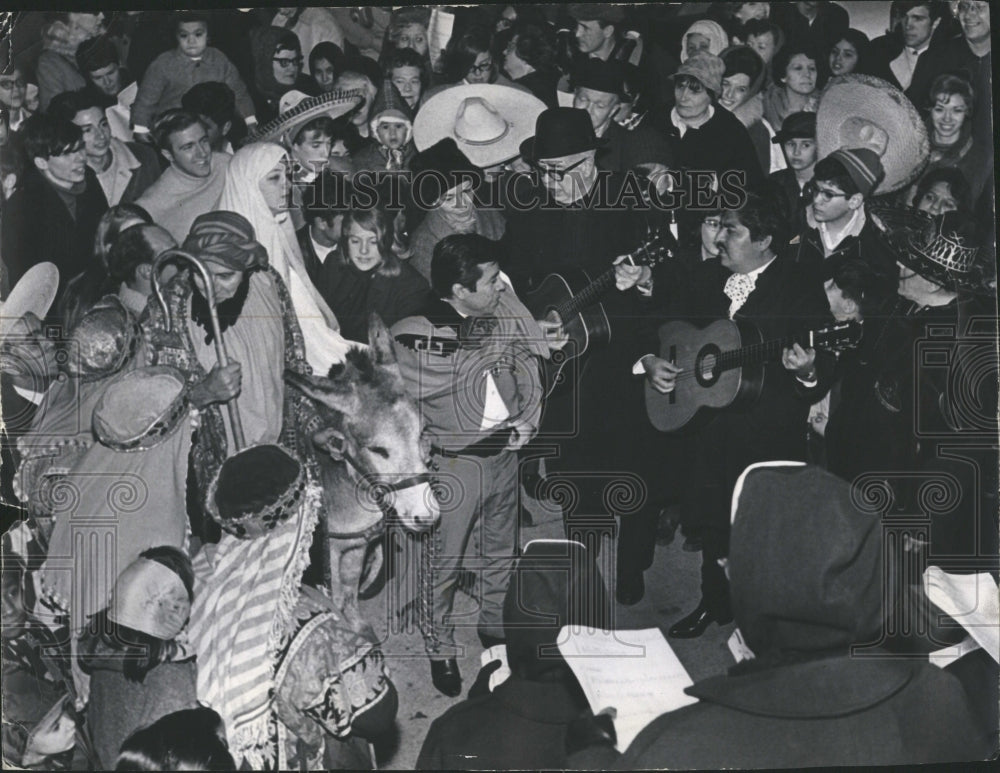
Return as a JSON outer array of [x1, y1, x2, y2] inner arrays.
[[391, 289, 547, 655]]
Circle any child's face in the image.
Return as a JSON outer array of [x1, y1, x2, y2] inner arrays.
[[177, 22, 209, 59], [782, 137, 817, 171], [376, 120, 408, 150], [292, 128, 333, 172]]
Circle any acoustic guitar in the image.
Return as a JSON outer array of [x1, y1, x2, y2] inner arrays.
[[524, 229, 673, 396], [645, 318, 862, 432]]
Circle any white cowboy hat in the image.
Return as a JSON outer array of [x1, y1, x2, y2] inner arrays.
[[0, 262, 59, 340], [413, 83, 546, 168]]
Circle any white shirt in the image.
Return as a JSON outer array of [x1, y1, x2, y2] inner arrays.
[[817, 206, 866, 255], [310, 234, 334, 267], [94, 138, 141, 206], [890, 42, 931, 90]]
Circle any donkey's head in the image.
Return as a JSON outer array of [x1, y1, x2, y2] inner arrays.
[[286, 315, 439, 532]]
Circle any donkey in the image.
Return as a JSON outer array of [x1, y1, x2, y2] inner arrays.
[[286, 315, 439, 626]]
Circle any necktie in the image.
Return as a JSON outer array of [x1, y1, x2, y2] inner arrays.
[[724, 272, 756, 318]]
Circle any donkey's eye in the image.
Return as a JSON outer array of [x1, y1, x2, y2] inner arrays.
[[367, 446, 389, 458]]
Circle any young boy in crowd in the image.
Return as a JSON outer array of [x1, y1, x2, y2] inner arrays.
[[769, 111, 816, 238], [350, 80, 416, 174], [131, 12, 256, 143]]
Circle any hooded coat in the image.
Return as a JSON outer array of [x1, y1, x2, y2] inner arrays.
[[570, 465, 991, 769], [248, 26, 319, 124]]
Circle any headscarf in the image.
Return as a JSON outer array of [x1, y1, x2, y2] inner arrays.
[[680, 19, 729, 62], [182, 211, 269, 271], [218, 143, 354, 373], [250, 26, 303, 104]]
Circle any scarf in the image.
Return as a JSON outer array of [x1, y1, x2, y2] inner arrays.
[[218, 142, 354, 374], [189, 272, 254, 344]]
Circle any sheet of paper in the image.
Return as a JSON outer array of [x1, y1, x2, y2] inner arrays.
[[923, 568, 1000, 664], [928, 634, 981, 669], [727, 628, 756, 663], [481, 644, 512, 692], [558, 626, 698, 752]]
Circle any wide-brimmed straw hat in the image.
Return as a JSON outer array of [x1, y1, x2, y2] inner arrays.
[[869, 207, 989, 293], [816, 73, 929, 195], [93, 365, 189, 452], [0, 263, 59, 340], [248, 88, 364, 145], [207, 444, 307, 539], [413, 83, 546, 168]]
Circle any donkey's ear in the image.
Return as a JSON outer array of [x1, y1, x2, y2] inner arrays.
[[285, 368, 360, 415], [368, 313, 397, 366]]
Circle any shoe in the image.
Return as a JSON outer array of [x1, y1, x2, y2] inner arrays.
[[655, 507, 678, 546], [430, 658, 462, 697], [615, 567, 645, 606], [667, 603, 733, 639], [682, 535, 703, 552]]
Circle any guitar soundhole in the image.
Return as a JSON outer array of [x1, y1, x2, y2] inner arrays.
[[695, 345, 721, 387]]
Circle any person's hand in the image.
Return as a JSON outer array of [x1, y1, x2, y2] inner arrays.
[[782, 343, 817, 379], [1, 312, 59, 389], [539, 310, 568, 351], [641, 355, 681, 394], [189, 361, 242, 407], [22, 701, 77, 765], [505, 418, 536, 451], [613, 256, 650, 291]]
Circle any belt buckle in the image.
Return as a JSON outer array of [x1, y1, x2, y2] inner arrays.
[[415, 337, 445, 355]]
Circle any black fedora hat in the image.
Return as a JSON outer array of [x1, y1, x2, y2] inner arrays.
[[411, 137, 484, 189], [519, 107, 606, 163]]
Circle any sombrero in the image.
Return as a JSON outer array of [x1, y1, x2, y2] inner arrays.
[[816, 74, 929, 195], [93, 365, 189, 452], [0, 263, 59, 340], [413, 83, 546, 168], [248, 88, 364, 145], [869, 206, 989, 293]]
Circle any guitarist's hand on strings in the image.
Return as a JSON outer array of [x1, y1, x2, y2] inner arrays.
[[641, 355, 681, 394], [781, 343, 817, 380], [613, 255, 652, 292]]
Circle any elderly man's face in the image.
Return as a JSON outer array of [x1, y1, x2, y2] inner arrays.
[[573, 87, 620, 134], [537, 150, 594, 201], [193, 261, 246, 303]]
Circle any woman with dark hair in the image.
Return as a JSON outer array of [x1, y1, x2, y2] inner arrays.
[[718, 45, 778, 174], [912, 72, 990, 206], [80, 547, 200, 770], [499, 22, 560, 108], [385, 46, 429, 112], [314, 206, 429, 343], [247, 26, 318, 124], [762, 42, 820, 129], [115, 707, 235, 771], [827, 28, 871, 77], [308, 41, 343, 94], [911, 166, 972, 216]]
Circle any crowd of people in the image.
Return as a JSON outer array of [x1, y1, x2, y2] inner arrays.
[[0, 3, 996, 770]]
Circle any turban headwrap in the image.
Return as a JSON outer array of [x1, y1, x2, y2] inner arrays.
[[182, 211, 269, 271]]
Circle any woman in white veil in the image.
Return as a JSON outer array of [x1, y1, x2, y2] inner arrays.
[[219, 142, 355, 374]]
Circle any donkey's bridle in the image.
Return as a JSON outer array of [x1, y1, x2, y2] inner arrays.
[[325, 448, 434, 541]]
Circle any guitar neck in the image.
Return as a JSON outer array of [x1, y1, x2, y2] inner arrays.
[[717, 330, 821, 373], [556, 266, 618, 320]]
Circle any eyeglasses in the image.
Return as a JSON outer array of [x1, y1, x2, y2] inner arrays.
[[805, 180, 848, 202], [0, 78, 24, 89], [534, 156, 587, 181], [703, 218, 722, 229], [956, 1, 988, 18], [468, 58, 494, 75], [273, 56, 303, 68]]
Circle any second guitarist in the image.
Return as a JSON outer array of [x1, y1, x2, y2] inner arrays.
[[638, 194, 831, 638], [500, 107, 655, 565]]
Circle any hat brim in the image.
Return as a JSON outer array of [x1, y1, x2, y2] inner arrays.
[[0, 263, 59, 339], [249, 88, 365, 144], [869, 207, 989, 292], [413, 83, 547, 168], [817, 74, 929, 195], [519, 133, 608, 164]]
